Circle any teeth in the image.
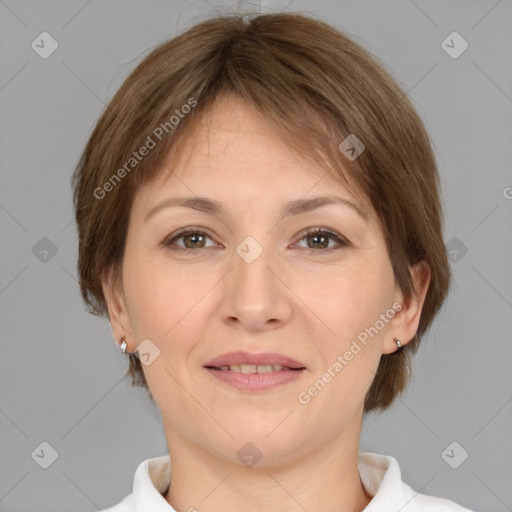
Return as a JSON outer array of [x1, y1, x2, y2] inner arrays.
[[218, 364, 285, 373]]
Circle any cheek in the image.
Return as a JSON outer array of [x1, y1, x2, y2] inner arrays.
[[122, 259, 200, 409], [305, 260, 394, 397], [311, 260, 394, 337], [122, 251, 188, 336], [121, 255, 208, 383]]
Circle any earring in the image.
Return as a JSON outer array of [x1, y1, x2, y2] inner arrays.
[[393, 337, 404, 352], [120, 337, 127, 354]]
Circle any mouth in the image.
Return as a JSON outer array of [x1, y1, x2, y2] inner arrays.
[[205, 364, 304, 374], [204, 350, 305, 369], [203, 351, 306, 391]]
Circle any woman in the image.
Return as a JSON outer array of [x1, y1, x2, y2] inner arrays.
[[72, 11, 474, 511]]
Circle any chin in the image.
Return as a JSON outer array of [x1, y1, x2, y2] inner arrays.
[[203, 418, 309, 464], [205, 434, 307, 469]]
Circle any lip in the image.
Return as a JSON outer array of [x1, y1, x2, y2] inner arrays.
[[203, 351, 307, 392], [204, 351, 306, 369], [204, 367, 306, 391]]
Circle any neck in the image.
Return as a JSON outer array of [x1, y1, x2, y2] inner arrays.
[[163, 409, 372, 512]]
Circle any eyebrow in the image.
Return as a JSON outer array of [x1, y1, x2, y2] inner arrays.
[[144, 194, 370, 223]]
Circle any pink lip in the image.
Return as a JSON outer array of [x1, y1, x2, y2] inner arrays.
[[204, 351, 305, 369], [204, 367, 306, 391], [203, 351, 306, 392]]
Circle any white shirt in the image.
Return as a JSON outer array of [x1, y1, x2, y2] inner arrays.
[[100, 452, 474, 511]]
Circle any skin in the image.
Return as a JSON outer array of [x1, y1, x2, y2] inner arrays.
[[103, 94, 431, 512]]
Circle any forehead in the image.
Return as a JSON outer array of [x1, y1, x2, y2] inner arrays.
[[134, 95, 373, 219], [170, 95, 325, 181]]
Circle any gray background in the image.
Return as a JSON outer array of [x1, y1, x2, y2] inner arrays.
[[0, 0, 511, 511]]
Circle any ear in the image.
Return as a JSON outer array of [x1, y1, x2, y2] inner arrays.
[[382, 260, 431, 355], [102, 268, 134, 351]]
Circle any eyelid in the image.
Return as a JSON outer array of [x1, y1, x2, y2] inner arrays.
[[162, 227, 218, 249], [162, 226, 350, 252], [291, 227, 350, 253], [294, 226, 350, 246]]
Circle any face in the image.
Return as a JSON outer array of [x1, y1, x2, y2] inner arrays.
[[104, 95, 429, 466]]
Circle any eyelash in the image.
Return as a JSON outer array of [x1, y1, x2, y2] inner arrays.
[[162, 227, 349, 255]]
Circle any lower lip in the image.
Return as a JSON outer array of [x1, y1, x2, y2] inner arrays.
[[204, 368, 305, 391]]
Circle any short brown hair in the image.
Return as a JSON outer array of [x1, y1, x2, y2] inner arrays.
[[71, 11, 451, 413]]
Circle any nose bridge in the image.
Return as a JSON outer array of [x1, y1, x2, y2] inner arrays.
[[220, 232, 290, 328], [233, 233, 275, 295]]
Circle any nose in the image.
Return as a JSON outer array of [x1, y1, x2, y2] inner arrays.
[[218, 238, 293, 332]]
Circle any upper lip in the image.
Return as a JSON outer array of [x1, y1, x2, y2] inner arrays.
[[204, 351, 306, 369]]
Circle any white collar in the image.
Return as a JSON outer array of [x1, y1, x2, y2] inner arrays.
[[106, 452, 472, 511]]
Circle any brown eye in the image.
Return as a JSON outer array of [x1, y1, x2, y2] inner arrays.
[[162, 227, 348, 255], [163, 230, 216, 252], [295, 228, 349, 253], [182, 233, 207, 249], [306, 232, 330, 249]]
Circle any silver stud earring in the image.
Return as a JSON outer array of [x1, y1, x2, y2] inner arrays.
[[393, 337, 404, 352], [120, 338, 127, 354]]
